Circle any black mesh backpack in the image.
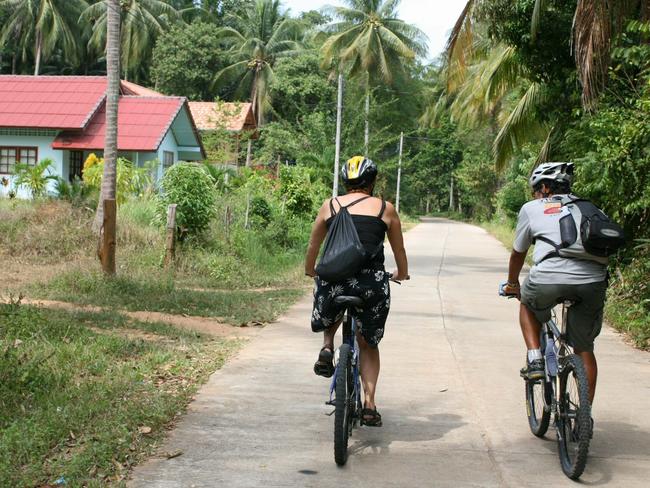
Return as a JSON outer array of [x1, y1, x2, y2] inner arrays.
[[315, 196, 371, 282]]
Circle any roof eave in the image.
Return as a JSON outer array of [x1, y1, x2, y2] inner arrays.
[[185, 100, 207, 159]]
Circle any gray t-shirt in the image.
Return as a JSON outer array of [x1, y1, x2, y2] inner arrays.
[[513, 195, 607, 285]]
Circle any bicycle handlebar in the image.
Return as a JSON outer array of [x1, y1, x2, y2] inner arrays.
[[499, 282, 518, 299], [387, 272, 410, 285]]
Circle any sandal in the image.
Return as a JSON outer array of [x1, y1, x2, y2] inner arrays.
[[313, 347, 334, 378], [360, 407, 383, 427]]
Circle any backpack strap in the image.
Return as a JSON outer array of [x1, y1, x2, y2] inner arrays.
[[534, 235, 563, 264], [378, 199, 386, 218], [329, 198, 338, 217], [342, 195, 372, 209]]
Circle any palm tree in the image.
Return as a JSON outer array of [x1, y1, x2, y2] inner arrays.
[[81, 0, 183, 81], [0, 0, 88, 75], [321, 0, 427, 154], [213, 0, 302, 128], [448, 0, 649, 111], [94, 0, 120, 275], [438, 0, 650, 171], [213, 0, 302, 166]]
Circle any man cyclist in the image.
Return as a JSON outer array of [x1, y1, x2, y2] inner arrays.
[[503, 162, 608, 404]]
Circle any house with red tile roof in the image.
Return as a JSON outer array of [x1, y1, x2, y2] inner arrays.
[[0, 75, 204, 197], [188, 101, 257, 166]]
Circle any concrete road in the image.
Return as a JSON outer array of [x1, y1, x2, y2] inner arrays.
[[130, 219, 650, 488]]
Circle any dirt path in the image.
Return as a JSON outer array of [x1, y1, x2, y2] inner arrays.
[[21, 299, 260, 339], [0, 259, 92, 294]]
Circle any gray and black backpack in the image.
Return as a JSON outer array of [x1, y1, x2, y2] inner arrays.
[[536, 196, 626, 264]]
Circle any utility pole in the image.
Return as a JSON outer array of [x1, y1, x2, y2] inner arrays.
[[333, 73, 343, 197], [396, 131, 404, 213], [364, 89, 370, 156]]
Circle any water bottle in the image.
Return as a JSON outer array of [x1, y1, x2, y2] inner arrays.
[[545, 337, 558, 376]]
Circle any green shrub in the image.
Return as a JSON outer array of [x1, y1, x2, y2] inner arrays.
[[158, 163, 216, 237], [277, 166, 316, 215], [250, 196, 271, 227], [13, 159, 58, 198], [54, 177, 96, 206], [82, 156, 153, 205], [498, 176, 529, 221]]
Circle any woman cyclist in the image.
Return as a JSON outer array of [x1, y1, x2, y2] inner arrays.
[[304, 156, 409, 427]]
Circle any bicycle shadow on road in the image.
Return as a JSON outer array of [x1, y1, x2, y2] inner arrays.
[[347, 413, 466, 457], [530, 419, 650, 486]]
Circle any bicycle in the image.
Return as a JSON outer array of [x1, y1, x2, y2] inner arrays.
[[326, 294, 363, 466], [500, 283, 592, 479], [326, 273, 404, 466]]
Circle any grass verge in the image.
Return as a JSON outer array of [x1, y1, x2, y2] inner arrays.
[[30, 271, 307, 325], [0, 301, 243, 487]]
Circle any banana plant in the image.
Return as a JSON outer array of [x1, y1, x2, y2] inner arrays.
[[13, 158, 58, 198]]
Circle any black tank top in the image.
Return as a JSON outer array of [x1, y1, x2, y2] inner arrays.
[[325, 196, 388, 267]]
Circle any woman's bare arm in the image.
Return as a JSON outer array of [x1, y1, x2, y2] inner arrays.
[[384, 202, 409, 280], [304, 200, 330, 277]]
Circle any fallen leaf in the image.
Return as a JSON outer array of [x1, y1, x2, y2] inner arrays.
[[138, 426, 152, 435], [439, 388, 448, 392], [13, 339, 23, 347], [166, 450, 183, 459]]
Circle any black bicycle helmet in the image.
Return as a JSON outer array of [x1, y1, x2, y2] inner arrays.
[[341, 156, 378, 188]]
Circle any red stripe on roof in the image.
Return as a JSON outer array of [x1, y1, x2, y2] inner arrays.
[[52, 96, 185, 152], [0, 75, 107, 129]]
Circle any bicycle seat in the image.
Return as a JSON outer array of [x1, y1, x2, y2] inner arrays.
[[333, 295, 365, 307], [555, 297, 580, 306]]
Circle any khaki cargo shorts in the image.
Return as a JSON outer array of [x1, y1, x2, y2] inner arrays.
[[521, 278, 608, 352]]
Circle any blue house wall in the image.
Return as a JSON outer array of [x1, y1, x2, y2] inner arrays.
[[0, 131, 61, 198], [0, 116, 202, 198]]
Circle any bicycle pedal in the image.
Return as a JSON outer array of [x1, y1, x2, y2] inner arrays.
[[325, 409, 335, 417]]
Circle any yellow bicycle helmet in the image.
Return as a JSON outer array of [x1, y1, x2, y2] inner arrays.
[[341, 156, 378, 188]]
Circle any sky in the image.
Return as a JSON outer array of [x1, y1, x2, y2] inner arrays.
[[282, 0, 469, 61]]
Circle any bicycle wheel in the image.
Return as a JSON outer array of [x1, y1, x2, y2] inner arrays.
[[525, 378, 552, 437], [557, 354, 592, 479], [334, 343, 352, 466]]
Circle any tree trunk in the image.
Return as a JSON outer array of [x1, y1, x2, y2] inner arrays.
[[93, 0, 121, 274], [449, 176, 454, 212], [34, 30, 42, 75], [245, 138, 253, 167], [246, 71, 261, 169]]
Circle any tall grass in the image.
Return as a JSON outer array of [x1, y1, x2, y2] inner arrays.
[[0, 200, 95, 262]]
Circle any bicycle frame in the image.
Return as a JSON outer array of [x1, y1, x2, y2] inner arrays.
[[539, 302, 575, 419]]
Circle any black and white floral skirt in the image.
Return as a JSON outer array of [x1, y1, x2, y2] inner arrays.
[[310, 267, 391, 347]]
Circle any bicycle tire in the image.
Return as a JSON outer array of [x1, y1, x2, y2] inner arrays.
[[334, 343, 352, 466], [557, 354, 591, 479], [525, 378, 552, 437]]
